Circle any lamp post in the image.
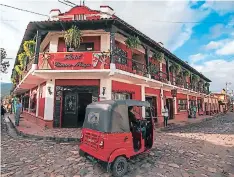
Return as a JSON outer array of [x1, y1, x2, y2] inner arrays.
[[225, 82, 231, 111]]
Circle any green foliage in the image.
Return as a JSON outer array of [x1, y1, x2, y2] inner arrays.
[[64, 25, 82, 49], [125, 36, 141, 49], [150, 63, 159, 75], [192, 74, 200, 81], [14, 65, 22, 75], [183, 69, 190, 77], [170, 62, 181, 74], [204, 82, 210, 87], [18, 52, 27, 69], [152, 51, 164, 62], [23, 40, 36, 58], [0, 48, 10, 73]]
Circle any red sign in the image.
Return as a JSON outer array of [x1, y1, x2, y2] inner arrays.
[[38, 52, 110, 70]]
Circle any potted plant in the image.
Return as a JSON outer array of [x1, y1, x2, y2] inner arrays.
[[23, 40, 36, 59], [64, 25, 82, 52], [150, 63, 158, 79], [204, 82, 210, 87], [152, 51, 164, 63], [183, 69, 190, 77], [125, 36, 141, 49], [18, 52, 27, 71]]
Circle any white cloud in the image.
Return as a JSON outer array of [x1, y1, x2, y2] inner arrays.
[[192, 59, 234, 92], [204, 41, 222, 50], [201, 1, 234, 15], [189, 53, 207, 64], [216, 40, 234, 55]]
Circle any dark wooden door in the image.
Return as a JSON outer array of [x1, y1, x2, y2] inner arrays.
[[78, 93, 93, 127], [62, 91, 78, 128], [166, 98, 174, 119]]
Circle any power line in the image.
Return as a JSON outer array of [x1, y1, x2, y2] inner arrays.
[[0, 4, 49, 17]]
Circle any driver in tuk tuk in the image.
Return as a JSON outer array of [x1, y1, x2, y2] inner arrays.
[[128, 106, 146, 139]]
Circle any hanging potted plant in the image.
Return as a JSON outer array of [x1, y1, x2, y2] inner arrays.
[[64, 25, 82, 52], [204, 82, 210, 87], [125, 36, 141, 50], [23, 40, 36, 59], [18, 52, 27, 71], [170, 62, 181, 74], [183, 69, 190, 77], [150, 63, 158, 79], [192, 74, 199, 82], [152, 51, 164, 63]]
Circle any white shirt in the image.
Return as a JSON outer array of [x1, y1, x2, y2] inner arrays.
[[162, 108, 169, 117]]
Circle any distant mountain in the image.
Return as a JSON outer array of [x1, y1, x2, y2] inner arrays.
[[1, 82, 13, 98]]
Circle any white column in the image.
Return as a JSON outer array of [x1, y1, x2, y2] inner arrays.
[[36, 84, 40, 117], [174, 97, 177, 114], [141, 85, 145, 118], [49, 36, 59, 52], [28, 89, 32, 113], [160, 87, 164, 114], [44, 79, 55, 121], [99, 78, 112, 101], [100, 34, 110, 52]]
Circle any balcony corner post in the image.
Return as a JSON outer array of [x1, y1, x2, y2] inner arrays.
[[144, 46, 150, 76], [166, 57, 170, 82], [34, 30, 42, 65], [110, 26, 117, 64]]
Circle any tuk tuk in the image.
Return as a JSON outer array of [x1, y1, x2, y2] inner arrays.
[[79, 100, 154, 177]]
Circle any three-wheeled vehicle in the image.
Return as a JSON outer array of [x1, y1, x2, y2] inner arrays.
[[79, 100, 154, 177]]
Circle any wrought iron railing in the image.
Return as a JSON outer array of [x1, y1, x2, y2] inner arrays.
[[151, 71, 168, 83], [26, 56, 35, 71], [115, 57, 147, 76]]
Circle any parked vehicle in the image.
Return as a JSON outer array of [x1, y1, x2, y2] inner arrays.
[[79, 100, 154, 177]]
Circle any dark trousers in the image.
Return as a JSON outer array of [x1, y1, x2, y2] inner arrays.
[[164, 116, 168, 127]]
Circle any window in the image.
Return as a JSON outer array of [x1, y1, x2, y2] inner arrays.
[[76, 43, 94, 51], [22, 95, 29, 111], [74, 14, 86, 20], [112, 92, 131, 100], [145, 96, 157, 118], [178, 99, 187, 111]]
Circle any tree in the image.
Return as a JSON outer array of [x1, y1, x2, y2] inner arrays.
[[0, 48, 10, 73]]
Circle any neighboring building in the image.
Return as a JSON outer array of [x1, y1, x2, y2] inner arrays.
[[212, 92, 229, 112], [11, 5, 212, 128], [203, 94, 219, 115]]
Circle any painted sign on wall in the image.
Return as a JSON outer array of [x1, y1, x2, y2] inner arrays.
[[38, 52, 110, 70]]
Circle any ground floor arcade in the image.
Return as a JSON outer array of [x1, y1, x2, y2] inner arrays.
[[16, 74, 218, 128]]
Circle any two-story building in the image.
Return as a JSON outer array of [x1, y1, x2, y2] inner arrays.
[[11, 5, 212, 128]]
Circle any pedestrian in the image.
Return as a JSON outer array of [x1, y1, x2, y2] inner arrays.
[[1, 103, 6, 119], [193, 105, 197, 118], [15, 99, 22, 126], [162, 105, 169, 127]]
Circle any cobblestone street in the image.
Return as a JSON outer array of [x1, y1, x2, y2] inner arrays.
[[1, 113, 234, 177]]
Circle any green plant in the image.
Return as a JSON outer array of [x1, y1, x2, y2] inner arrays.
[[170, 62, 181, 74], [204, 82, 210, 87], [152, 51, 164, 62], [125, 36, 141, 50], [15, 65, 22, 75], [150, 63, 158, 75], [183, 69, 190, 77], [23, 40, 36, 58], [192, 74, 200, 81], [18, 52, 27, 70], [64, 25, 82, 49]]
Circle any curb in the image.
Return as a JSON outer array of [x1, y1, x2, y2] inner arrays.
[[159, 113, 224, 132], [7, 116, 80, 143]]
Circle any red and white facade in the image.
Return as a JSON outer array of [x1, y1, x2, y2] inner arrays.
[[13, 5, 212, 128]]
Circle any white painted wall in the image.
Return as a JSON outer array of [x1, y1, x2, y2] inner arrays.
[[49, 35, 59, 52], [160, 87, 164, 114], [36, 84, 40, 117], [174, 97, 177, 114], [100, 34, 110, 52], [44, 79, 55, 121], [99, 77, 112, 101]]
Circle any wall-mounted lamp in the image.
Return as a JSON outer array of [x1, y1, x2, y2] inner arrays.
[[102, 87, 106, 96], [48, 86, 53, 95]]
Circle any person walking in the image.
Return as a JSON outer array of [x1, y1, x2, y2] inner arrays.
[[1, 103, 6, 119], [15, 99, 22, 126], [162, 105, 169, 127]]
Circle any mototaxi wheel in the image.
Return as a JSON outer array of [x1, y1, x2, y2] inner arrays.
[[112, 156, 128, 177]]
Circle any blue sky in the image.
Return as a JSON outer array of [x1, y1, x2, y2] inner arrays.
[[0, 0, 234, 93]]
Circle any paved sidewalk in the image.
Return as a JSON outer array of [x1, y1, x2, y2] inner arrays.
[[7, 114, 81, 141]]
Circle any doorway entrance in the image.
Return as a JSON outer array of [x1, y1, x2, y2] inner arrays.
[[166, 98, 174, 119], [145, 96, 157, 122], [62, 92, 92, 128]]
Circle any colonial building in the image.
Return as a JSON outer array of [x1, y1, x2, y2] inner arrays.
[[11, 5, 212, 128]]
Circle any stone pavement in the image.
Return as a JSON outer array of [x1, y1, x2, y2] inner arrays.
[[1, 112, 234, 177], [7, 114, 81, 141]]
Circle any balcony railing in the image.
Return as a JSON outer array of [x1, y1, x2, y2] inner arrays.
[[115, 57, 147, 77], [151, 71, 168, 83], [26, 56, 35, 72]]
